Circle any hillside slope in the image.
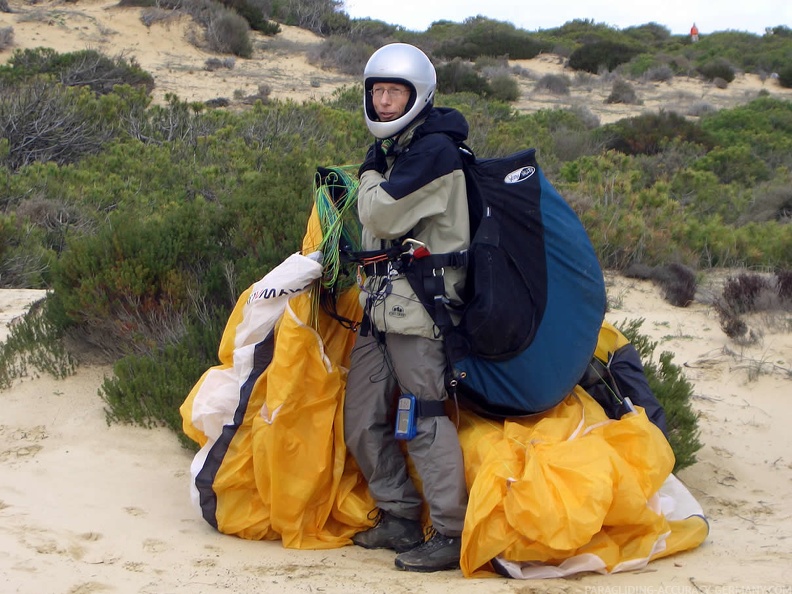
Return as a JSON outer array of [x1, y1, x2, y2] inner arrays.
[[3, 0, 792, 123]]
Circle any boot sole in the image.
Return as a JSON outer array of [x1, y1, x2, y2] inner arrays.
[[394, 559, 460, 572], [352, 539, 423, 553]]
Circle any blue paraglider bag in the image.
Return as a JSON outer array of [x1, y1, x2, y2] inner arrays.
[[409, 146, 607, 417]]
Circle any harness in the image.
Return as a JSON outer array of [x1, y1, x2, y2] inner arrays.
[[343, 237, 467, 337], [342, 238, 468, 419]]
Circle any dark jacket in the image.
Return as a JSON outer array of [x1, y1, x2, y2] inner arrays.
[[357, 107, 470, 338]]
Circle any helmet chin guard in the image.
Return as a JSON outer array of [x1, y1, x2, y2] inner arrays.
[[363, 43, 436, 139]]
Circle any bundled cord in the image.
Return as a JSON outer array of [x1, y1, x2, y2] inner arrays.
[[310, 165, 363, 330]]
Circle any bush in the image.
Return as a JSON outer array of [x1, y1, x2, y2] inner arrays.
[[206, 7, 253, 57], [486, 73, 519, 102], [99, 313, 227, 444], [431, 17, 546, 60], [568, 41, 641, 74], [309, 36, 376, 76], [712, 77, 729, 89], [698, 58, 736, 83], [738, 177, 792, 224], [140, 7, 180, 27], [778, 63, 792, 88], [342, 17, 397, 45], [722, 273, 771, 314], [622, 22, 672, 44], [777, 269, 792, 302], [221, 0, 279, 34], [436, 59, 489, 95], [692, 144, 770, 186], [636, 263, 699, 307], [687, 102, 716, 117], [0, 48, 154, 94], [0, 299, 75, 391], [0, 26, 12, 51], [271, 0, 344, 33], [618, 319, 702, 472], [0, 81, 114, 170], [601, 110, 712, 156], [713, 271, 792, 342], [0, 212, 55, 288], [205, 57, 236, 70], [605, 79, 640, 104], [643, 64, 674, 82], [534, 73, 570, 95]]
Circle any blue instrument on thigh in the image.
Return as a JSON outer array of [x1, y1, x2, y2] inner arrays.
[[394, 394, 417, 440], [394, 394, 448, 440]]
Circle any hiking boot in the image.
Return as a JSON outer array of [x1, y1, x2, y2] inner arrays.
[[351, 510, 424, 553], [394, 528, 461, 572]]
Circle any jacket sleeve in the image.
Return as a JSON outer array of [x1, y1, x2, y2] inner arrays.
[[358, 134, 462, 239]]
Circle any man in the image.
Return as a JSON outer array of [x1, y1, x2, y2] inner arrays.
[[343, 43, 470, 573]]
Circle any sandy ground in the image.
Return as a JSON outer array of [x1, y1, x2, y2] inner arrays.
[[1, 273, 791, 593], [2, 0, 792, 122], [2, 1, 792, 591]]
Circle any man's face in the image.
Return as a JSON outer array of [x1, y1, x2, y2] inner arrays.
[[371, 83, 411, 122]]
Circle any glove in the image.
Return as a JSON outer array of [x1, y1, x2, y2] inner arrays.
[[358, 140, 387, 177]]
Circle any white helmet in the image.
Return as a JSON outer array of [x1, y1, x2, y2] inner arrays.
[[363, 43, 436, 139]]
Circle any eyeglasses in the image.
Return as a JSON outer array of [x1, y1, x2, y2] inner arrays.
[[370, 87, 409, 99]]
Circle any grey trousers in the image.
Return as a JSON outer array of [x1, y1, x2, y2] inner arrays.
[[343, 331, 468, 537]]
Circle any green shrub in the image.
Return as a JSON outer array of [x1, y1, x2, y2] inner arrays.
[[692, 144, 770, 186], [668, 168, 750, 223], [271, 0, 341, 33], [0, 299, 75, 390], [321, 84, 363, 112], [643, 64, 674, 82], [0, 81, 115, 170], [436, 59, 490, 95], [605, 79, 640, 104], [534, 73, 571, 95], [205, 57, 236, 71], [622, 53, 657, 77], [0, 212, 56, 288], [777, 269, 792, 302], [601, 110, 712, 156], [336, 16, 397, 45], [206, 7, 253, 57], [618, 319, 702, 472], [0, 48, 154, 94], [99, 312, 227, 445], [622, 22, 672, 45], [738, 176, 792, 224], [0, 26, 12, 51], [722, 273, 771, 314], [486, 73, 519, 102], [697, 58, 736, 83], [431, 16, 546, 60], [699, 97, 792, 171], [568, 41, 641, 74], [778, 64, 792, 88], [221, 0, 279, 34], [309, 36, 376, 76]]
